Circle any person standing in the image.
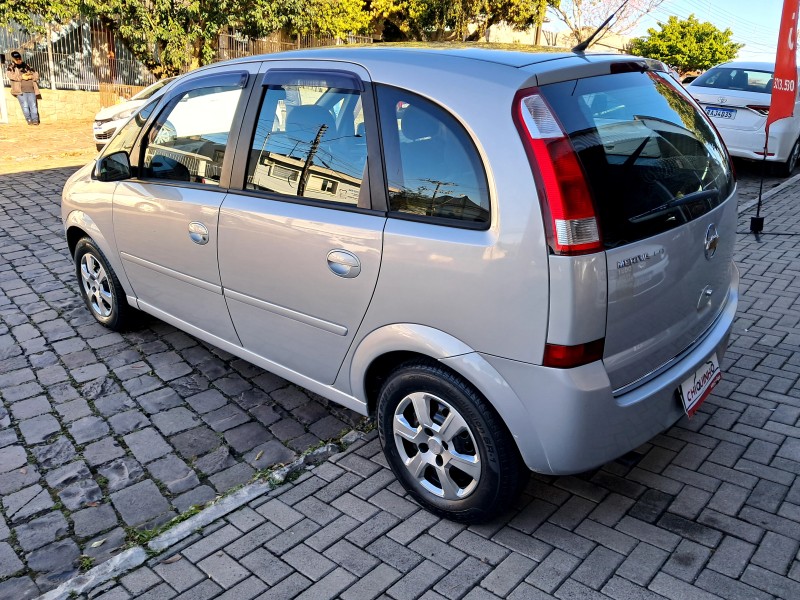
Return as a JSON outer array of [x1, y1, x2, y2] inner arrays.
[[7, 51, 40, 125]]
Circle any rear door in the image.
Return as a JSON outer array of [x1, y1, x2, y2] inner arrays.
[[540, 69, 737, 391], [218, 61, 386, 385]]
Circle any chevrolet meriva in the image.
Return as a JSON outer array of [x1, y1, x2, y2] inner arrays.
[[62, 47, 738, 522]]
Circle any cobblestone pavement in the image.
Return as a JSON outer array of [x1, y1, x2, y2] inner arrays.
[[0, 168, 363, 595], [1, 163, 800, 600]]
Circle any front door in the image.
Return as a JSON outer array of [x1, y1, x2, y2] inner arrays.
[[113, 68, 255, 343], [218, 62, 386, 384]]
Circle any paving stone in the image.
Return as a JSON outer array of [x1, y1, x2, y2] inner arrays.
[[224, 421, 271, 453], [170, 426, 222, 460], [30, 435, 76, 470], [209, 461, 255, 493], [195, 445, 237, 475], [197, 551, 250, 588], [137, 387, 183, 414], [152, 407, 202, 436], [109, 410, 151, 435], [244, 440, 296, 470], [10, 396, 51, 420], [111, 479, 172, 527], [203, 404, 250, 432], [147, 454, 200, 494], [0, 542, 24, 578], [284, 543, 337, 581], [3, 484, 54, 523], [0, 576, 39, 600], [153, 555, 206, 592], [0, 446, 26, 474], [18, 414, 60, 444], [59, 478, 103, 510], [26, 538, 79, 589], [54, 398, 92, 422], [123, 427, 172, 464], [14, 511, 68, 552], [0, 464, 39, 495], [434, 556, 493, 599], [174, 484, 217, 513], [184, 390, 228, 414], [120, 565, 161, 595], [98, 456, 145, 493]]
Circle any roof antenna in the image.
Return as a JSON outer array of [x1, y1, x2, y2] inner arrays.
[[572, 0, 632, 53]]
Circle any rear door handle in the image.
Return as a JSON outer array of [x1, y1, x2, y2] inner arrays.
[[327, 250, 361, 278], [189, 222, 209, 245]]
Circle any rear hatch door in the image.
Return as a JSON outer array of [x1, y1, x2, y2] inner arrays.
[[541, 69, 737, 391]]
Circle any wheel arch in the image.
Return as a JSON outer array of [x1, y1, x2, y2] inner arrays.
[[350, 324, 549, 471], [64, 210, 136, 305]]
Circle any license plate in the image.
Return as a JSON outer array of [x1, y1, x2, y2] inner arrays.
[[679, 354, 722, 417], [705, 106, 737, 120]]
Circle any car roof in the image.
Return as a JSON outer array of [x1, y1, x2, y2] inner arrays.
[[218, 46, 615, 71], [711, 61, 776, 71]]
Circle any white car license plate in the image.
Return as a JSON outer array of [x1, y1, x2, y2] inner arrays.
[[705, 106, 737, 120], [679, 354, 721, 417]]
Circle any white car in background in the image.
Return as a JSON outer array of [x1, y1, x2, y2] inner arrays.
[[688, 61, 800, 176], [93, 77, 175, 150]]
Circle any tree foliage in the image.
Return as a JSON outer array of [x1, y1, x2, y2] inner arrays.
[[629, 14, 743, 75], [371, 0, 555, 42], [550, 0, 663, 47]]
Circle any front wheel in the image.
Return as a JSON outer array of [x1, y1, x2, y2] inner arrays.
[[74, 237, 134, 331], [377, 360, 528, 523]]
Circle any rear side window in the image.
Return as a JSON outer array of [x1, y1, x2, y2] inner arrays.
[[540, 71, 734, 247], [692, 67, 773, 93], [376, 85, 490, 226]]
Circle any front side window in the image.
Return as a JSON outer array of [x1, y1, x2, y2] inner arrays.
[[141, 84, 244, 185], [376, 85, 490, 225], [246, 72, 367, 205], [101, 99, 158, 160]]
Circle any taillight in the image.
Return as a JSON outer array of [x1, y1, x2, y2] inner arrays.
[[747, 105, 770, 116], [543, 339, 605, 368], [513, 88, 602, 255]]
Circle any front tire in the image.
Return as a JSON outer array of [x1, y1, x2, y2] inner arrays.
[[377, 360, 528, 523], [74, 237, 133, 331]]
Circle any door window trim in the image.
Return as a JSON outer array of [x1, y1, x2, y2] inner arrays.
[[128, 68, 256, 191], [229, 65, 388, 213]]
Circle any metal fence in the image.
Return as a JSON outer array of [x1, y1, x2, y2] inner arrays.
[[1, 18, 155, 91], [2, 19, 372, 94]]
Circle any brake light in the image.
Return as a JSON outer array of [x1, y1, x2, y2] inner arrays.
[[543, 339, 605, 368], [513, 88, 602, 255], [747, 105, 770, 116]]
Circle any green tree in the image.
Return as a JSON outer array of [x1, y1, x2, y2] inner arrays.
[[1, 0, 371, 77], [370, 0, 557, 42], [629, 14, 743, 75]]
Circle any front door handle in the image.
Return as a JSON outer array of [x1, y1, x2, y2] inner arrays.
[[189, 222, 209, 245], [327, 250, 361, 278]]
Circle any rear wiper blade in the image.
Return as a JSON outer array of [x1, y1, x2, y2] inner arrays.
[[630, 189, 718, 222]]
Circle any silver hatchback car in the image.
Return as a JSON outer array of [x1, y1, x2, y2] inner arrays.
[[62, 47, 738, 522]]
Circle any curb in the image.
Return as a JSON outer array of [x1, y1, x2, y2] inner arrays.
[[737, 171, 800, 215], [35, 433, 365, 600]]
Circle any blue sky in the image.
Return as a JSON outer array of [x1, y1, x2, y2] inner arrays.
[[634, 0, 784, 61]]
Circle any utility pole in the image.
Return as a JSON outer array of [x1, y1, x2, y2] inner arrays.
[[297, 124, 327, 197]]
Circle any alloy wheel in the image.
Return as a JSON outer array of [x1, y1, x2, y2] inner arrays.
[[392, 392, 481, 500], [80, 253, 113, 318]]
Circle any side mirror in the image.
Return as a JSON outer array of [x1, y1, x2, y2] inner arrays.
[[95, 151, 131, 182]]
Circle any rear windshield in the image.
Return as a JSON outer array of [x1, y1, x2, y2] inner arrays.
[[540, 71, 734, 248], [692, 67, 773, 94]]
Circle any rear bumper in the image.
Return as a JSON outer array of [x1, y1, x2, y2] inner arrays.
[[482, 263, 738, 475], [718, 121, 796, 163]]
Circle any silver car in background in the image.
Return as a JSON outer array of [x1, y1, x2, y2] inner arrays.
[[62, 48, 738, 522]]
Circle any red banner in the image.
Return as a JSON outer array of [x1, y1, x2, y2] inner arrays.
[[768, 0, 800, 130]]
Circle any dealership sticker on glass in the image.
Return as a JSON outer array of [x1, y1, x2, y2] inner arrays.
[[678, 354, 721, 417], [705, 107, 736, 120]]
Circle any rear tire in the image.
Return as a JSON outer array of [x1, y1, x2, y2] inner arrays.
[[377, 359, 528, 523], [74, 237, 134, 332], [778, 137, 800, 177]]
